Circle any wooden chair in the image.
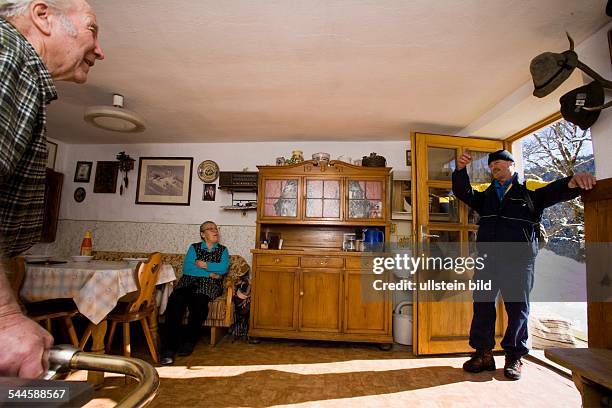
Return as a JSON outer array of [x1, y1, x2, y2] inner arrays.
[[11, 257, 79, 347], [79, 252, 162, 363], [202, 255, 251, 345]]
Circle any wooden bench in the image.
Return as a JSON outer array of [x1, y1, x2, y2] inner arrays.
[[545, 348, 612, 407]]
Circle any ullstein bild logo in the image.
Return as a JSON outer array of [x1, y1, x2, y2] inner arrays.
[[370, 254, 491, 292]]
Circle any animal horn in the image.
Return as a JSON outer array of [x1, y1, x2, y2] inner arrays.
[[565, 32, 574, 51]]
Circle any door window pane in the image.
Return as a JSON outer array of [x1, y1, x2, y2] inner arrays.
[[466, 150, 492, 183], [428, 188, 458, 223], [428, 147, 456, 180]]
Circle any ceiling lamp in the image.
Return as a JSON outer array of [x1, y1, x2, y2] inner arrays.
[[84, 94, 145, 133]]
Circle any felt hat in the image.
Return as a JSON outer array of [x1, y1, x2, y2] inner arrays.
[[530, 50, 578, 98], [559, 81, 604, 130]]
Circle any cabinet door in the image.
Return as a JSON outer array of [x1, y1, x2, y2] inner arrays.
[[260, 177, 301, 220], [304, 178, 342, 221], [346, 178, 386, 220], [252, 267, 298, 330], [299, 269, 342, 332], [344, 269, 390, 334]]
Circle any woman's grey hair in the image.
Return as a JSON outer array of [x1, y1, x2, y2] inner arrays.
[[0, 0, 74, 19], [199, 221, 217, 232]]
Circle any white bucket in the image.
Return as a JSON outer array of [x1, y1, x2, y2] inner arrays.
[[393, 302, 413, 345]]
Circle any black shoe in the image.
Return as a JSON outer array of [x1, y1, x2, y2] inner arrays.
[[504, 357, 523, 380], [160, 351, 175, 365], [177, 342, 195, 357], [463, 350, 496, 373]]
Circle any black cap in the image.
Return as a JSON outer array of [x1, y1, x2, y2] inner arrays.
[[559, 81, 604, 131], [488, 150, 514, 165]]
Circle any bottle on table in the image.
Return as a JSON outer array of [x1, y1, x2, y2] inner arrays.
[[80, 231, 93, 256]]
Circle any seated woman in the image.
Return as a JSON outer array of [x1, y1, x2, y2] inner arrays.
[[160, 221, 229, 365]]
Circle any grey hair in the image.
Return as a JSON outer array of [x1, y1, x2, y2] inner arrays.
[[0, 0, 74, 19], [199, 221, 217, 232]]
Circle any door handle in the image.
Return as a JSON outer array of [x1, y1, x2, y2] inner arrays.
[[420, 225, 440, 240]]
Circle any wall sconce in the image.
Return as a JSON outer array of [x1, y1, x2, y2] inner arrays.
[[530, 33, 611, 130], [116, 152, 135, 195]]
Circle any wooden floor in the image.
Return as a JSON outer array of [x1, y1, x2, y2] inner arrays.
[[67, 336, 581, 407]]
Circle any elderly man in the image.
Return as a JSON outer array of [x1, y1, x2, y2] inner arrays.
[[452, 149, 595, 380], [0, 0, 104, 378]]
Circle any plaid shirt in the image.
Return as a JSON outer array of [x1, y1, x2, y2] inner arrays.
[[0, 18, 57, 258]]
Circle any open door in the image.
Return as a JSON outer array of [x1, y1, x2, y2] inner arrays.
[[412, 132, 506, 355]]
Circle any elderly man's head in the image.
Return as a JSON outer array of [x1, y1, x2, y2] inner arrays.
[[488, 150, 515, 183], [199, 221, 220, 244], [0, 0, 104, 83]]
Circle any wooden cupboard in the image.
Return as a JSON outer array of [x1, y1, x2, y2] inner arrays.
[[249, 160, 393, 344]]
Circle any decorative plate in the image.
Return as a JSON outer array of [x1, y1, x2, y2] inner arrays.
[[74, 187, 86, 202], [197, 160, 219, 183]]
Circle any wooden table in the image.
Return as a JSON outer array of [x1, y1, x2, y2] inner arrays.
[[545, 348, 612, 407], [22, 260, 176, 384]]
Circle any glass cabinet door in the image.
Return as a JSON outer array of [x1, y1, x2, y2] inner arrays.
[[304, 178, 341, 220], [347, 179, 384, 220], [262, 178, 300, 219]]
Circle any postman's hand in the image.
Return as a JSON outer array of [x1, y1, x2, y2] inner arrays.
[[456, 150, 473, 170], [568, 172, 596, 190]]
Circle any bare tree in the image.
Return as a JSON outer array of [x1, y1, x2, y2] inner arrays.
[[521, 121, 593, 260]]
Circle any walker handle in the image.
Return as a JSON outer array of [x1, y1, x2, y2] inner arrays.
[[45, 344, 159, 408]]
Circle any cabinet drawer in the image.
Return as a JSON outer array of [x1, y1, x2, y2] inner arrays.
[[256, 255, 299, 267], [345, 256, 375, 270], [301, 256, 344, 269]]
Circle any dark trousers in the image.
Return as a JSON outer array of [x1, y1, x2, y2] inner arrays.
[[162, 285, 211, 352], [469, 248, 534, 359]]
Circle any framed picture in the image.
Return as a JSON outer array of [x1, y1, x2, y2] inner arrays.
[[203, 184, 216, 201], [46, 141, 57, 169], [406, 149, 412, 166], [136, 157, 193, 205], [74, 161, 93, 182], [93, 161, 119, 193]]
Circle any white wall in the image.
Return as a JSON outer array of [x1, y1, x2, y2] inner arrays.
[[58, 141, 409, 225], [462, 21, 612, 180], [581, 22, 612, 179]]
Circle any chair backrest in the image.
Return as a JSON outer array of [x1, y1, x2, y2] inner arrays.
[[127, 252, 162, 313], [227, 255, 250, 281]]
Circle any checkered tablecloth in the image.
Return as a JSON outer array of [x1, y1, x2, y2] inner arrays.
[[22, 261, 177, 324]]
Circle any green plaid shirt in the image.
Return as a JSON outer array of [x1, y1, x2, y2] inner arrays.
[[0, 18, 57, 258]]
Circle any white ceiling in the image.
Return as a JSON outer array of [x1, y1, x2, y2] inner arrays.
[[47, 0, 609, 144]]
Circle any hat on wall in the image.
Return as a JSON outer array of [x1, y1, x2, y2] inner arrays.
[[488, 150, 514, 165], [530, 50, 579, 98], [559, 81, 604, 131]]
